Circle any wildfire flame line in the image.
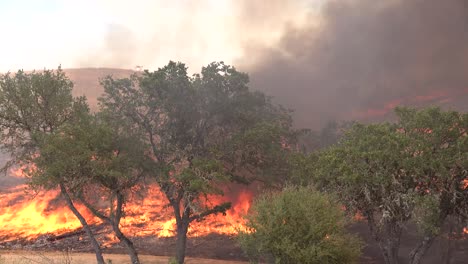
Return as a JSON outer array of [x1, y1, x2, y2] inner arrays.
[[0, 182, 252, 242]]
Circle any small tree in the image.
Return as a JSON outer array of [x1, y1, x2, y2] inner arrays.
[[314, 107, 468, 264], [315, 122, 416, 264], [99, 61, 295, 264], [395, 107, 468, 264], [0, 68, 105, 263], [238, 186, 361, 264], [32, 112, 148, 264]]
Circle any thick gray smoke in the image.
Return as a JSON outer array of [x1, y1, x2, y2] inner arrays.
[[240, 0, 468, 128], [72, 0, 468, 128]]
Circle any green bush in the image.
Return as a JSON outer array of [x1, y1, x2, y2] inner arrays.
[[238, 186, 361, 264]]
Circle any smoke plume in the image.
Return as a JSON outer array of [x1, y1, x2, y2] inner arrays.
[[72, 0, 468, 128], [239, 0, 468, 128]]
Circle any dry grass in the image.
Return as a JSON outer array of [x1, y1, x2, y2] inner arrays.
[[0, 251, 247, 264]]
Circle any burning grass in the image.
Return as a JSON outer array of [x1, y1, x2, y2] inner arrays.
[[0, 174, 253, 244]]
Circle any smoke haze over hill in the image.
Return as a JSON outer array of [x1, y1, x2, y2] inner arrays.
[[238, 0, 468, 128], [2, 0, 467, 128], [73, 0, 468, 128]]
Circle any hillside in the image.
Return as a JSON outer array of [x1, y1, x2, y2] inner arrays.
[[65, 68, 135, 109]]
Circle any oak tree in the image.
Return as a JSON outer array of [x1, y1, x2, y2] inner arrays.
[[314, 107, 468, 264], [315, 122, 415, 264], [99, 61, 295, 264], [0, 68, 106, 264], [395, 107, 468, 264], [32, 112, 148, 264]]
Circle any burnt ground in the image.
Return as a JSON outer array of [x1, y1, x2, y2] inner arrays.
[[0, 223, 467, 263]]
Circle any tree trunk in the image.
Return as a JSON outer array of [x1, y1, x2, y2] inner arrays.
[[60, 183, 105, 264], [380, 239, 400, 264], [366, 214, 401, 264], [113, 191, 140, 264], [410, 204, 450, 264], [441, 220, 454, 264], [112, 222, 140, 264], [408, 235, 435, 264], [175, 221, 189, 264]]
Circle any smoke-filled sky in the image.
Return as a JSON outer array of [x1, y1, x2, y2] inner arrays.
[[0, 0, 321, 71], [1, 0, 467, 128], [244, 0, 468, 127]]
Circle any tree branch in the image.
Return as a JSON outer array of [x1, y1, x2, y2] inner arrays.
[[189, 202, 231, 223]]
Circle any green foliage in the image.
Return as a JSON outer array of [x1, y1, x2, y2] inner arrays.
[[0, 67, 87, 172], [0, 67, 109, 263], [30, 111, 147, 193], [238, 187, 361, 264], [176, 158, 226, 194], [226, 121, 295, 185], [98, 61, 296, 215], [286, 152, 318, 186], [98, 61, 298, 263], [311, 119, 416, 264], [395, 107, 468, 231], [315, 122, 416, 222], [311, 107, 468, 264], [25, 81, 146, 263], [412, 195, 441, 235]]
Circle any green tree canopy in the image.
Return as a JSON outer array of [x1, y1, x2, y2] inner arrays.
[[31, 112, 148, 264], [0, 68, 106, 263], [98, 61, 297, 264], [315, 121, 415, 264], [0, 68, 86, 169], [394, 107, 468, 264], [313, 107, 468, 264]]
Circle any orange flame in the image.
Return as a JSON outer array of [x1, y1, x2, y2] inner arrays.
[[0, 185, 95, 241], [119, 185, 252, 238], [0, 181, 252, 242]]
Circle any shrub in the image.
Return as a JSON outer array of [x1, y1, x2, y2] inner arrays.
[[238, 186, 361, 264]]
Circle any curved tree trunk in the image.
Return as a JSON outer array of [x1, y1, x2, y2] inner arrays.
[[410, 205, 450, 264], [79, 189, 141, 264], [366, 214, 401, 264], [408, 235, 435, 264], [60, 183, 105, 264], [112, 193, 140, 264], [112, 222, 140, 264], [441, 218, 454, 264]]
